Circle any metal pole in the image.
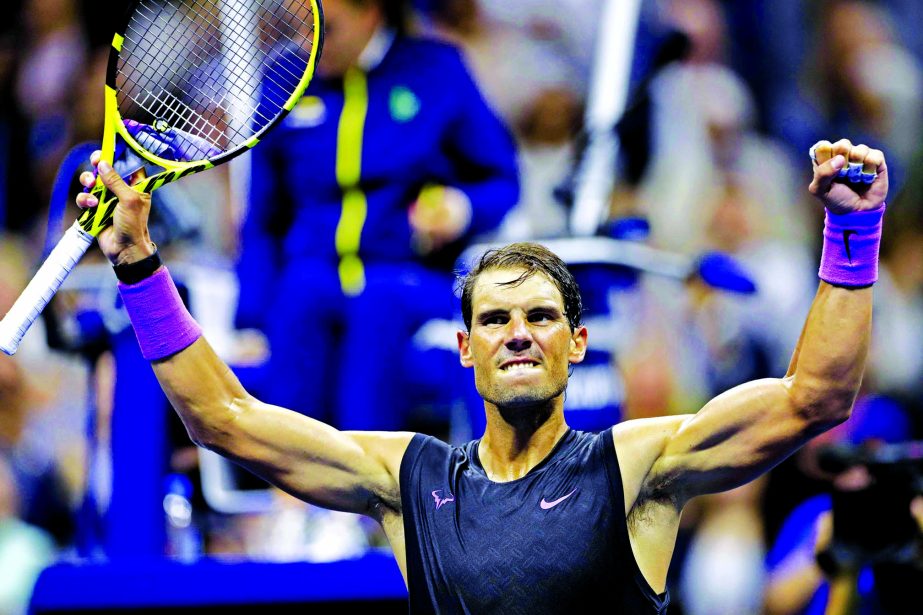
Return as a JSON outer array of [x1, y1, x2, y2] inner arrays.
[[569, 0, 643, 236]]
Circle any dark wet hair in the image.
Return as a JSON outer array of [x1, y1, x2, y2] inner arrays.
[[459, 242, 583, 332]]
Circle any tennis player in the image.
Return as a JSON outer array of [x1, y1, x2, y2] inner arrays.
[[78, 138, 886, 614]]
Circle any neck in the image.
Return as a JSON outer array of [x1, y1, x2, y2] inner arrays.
[[479, 400, 569, 482]]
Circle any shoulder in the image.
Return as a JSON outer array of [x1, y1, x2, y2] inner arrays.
[[375, 432, 463, 479], [611, 415, 691, 513], [347, 431, 419, 488]]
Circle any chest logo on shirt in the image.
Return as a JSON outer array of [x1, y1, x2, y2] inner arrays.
[[287, 96, 327, 128], [540, 488, 578, 510], [390, 86, 420, 123], [432, 489, 455, 510]]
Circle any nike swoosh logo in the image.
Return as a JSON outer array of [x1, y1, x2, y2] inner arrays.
[[843, 230, 857, 263], [540, 489, 577, 510]]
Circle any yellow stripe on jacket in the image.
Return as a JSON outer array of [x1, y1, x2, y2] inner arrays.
[[334, 67, 369, 296]]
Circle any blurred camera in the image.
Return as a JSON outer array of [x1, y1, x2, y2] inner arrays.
[[816, 441, 923, 613]]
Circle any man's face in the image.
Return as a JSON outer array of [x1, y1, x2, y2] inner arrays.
[[317, 0, 382, 77], [458, 268, 587, 410]]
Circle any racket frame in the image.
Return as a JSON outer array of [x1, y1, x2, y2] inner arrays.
[[83, 0, 324, 236], [0, 0, 324, 355]]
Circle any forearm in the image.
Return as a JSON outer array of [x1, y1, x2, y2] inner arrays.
[[788, 173, 883, 414], [151, 336, 249, 450], [785, 282, 871, 421]]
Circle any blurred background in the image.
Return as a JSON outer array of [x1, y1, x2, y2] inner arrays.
[[0, 0, 921, 613]]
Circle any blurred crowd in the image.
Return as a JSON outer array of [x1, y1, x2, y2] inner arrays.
[[0, 0, 921, 613]]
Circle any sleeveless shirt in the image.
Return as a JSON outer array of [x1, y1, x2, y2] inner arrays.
[[399, 428, 670, 614]]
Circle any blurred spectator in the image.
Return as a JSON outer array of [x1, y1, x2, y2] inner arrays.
[[697, 180, 816, 382], [0, 350, 75, 548], [640, 0, 812, 253], [476, 0, 602, 96], [680, 481, 767, 615], [769, 1, 922, 181], [15, 0, 87, 204], [763, 396, 918, 614], [614, 0, 816, 415], [818, 2, 922, 167], [884, 0, 923, 63], [501, 87, 581, 239], [426, 0, 586, 129], [0, 456, 56, 615], [428, 0, 585, 239], [0, 236, 78, 548], [234, 0, 518, 429]]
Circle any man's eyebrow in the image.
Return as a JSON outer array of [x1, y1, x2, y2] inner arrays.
[[476, 308, 509, 323], [476, 305, 564, 321], [529, 305, 563, 315]]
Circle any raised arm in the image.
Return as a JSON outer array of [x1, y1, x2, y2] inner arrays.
[[78, 154, 413, 519], [631, 139, 887, 509], [151, 337, 413, 517]]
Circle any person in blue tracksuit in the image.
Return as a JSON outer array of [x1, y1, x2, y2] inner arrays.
[[235, 0, 519, 429]]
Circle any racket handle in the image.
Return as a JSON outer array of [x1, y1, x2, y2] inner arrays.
[[0, 223, 95, 355]]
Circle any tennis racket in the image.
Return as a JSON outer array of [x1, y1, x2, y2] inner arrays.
[[0, 0, 323, 355]]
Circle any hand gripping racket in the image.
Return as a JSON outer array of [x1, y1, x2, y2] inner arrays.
[[0, 0, 323, 355]]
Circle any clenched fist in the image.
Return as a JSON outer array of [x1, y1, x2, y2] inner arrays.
[[809, 139, 888, 215]]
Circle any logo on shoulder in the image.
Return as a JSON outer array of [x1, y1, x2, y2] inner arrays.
[[432, 489, 455, 510]]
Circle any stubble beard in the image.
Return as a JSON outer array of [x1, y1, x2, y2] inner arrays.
[[480, 376, 568, 430]]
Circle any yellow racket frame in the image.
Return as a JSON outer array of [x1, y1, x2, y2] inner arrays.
[[80, 0, 324, 236]]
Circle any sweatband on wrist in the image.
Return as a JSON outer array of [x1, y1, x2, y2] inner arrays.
[[818, 204, 885, 288], [113, 247, 162, 284], [118, 266, 202, 361]]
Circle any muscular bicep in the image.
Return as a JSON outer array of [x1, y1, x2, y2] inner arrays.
[[153, 338, 413, 518], [220, 399, 413, 517], [646, 377, 825, 505]]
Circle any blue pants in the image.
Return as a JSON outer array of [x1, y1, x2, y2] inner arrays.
[[243, 260, 459, 431]]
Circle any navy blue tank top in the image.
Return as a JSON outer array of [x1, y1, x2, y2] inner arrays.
[[399, 429, 670, 614]]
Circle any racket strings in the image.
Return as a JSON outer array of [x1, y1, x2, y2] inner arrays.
[[125, 7, 272, 141], [126, 0, 308, 140], [117, 0, 316, 161]]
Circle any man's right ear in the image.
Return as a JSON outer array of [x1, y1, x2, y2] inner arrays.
[[457, 330, 473, 368]]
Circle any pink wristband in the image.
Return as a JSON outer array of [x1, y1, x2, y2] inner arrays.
[[118, 266, 202, 361], [818, 204, 885, 288]]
